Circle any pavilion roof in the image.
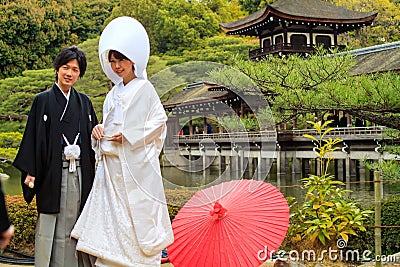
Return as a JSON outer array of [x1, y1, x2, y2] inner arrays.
[[220, 0, 377, 35], [163, 82, 231, 110]]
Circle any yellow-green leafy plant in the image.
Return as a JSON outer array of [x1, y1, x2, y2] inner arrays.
[[288, 121, 372, 248]]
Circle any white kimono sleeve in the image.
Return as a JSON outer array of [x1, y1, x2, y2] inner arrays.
[[121, 81, 174, 256]]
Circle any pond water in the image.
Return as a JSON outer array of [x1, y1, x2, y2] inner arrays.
[[1, 165, 22, 196], [160, 164, 400, 205], [3, 163, 400, 206]]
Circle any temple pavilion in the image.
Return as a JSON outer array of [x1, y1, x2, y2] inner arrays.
[[220, 0, 377, 59], [163, 81, 264, 139]]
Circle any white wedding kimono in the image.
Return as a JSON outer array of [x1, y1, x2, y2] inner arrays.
[[71, 78, 174, 267]]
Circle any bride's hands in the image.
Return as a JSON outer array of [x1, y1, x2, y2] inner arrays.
[[92, 125, 122, 143], [92, 125, 104, 140], [109, 132, 123, 144]]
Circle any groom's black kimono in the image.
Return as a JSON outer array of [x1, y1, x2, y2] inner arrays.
[[13, 84, 98, 214]]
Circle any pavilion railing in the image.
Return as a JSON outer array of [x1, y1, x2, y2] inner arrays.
[[279, 126, 385, 141], [174, 131, 277, 144], [173, 126, 385, 144]]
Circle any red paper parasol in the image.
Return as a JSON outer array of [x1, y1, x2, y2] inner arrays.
[[168, 179, 290, 267]]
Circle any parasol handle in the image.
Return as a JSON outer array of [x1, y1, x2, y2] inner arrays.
[[210, 202, 227, 220]]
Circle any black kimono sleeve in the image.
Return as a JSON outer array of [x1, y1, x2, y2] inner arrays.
[[13, 96, 44, 204]]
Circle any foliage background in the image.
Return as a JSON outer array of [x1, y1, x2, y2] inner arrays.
[[1, 0, 399, 132]]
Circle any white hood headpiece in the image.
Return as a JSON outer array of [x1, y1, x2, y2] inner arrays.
[[99, 16, 150, 84]]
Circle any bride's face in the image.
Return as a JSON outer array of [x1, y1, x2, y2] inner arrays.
[[109, 54, 135, 80]]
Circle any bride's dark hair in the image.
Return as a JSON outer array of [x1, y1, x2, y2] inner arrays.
[[108, 50, 135, 71]]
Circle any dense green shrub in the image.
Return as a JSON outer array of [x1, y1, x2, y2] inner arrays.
[[5, 195, 37, 255], [382, 195, 400, 254], [0, 132, 22, 148], [348, 195, 400, 256]]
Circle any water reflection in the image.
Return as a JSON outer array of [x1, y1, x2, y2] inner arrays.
[[161, 165, 400, 205]]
